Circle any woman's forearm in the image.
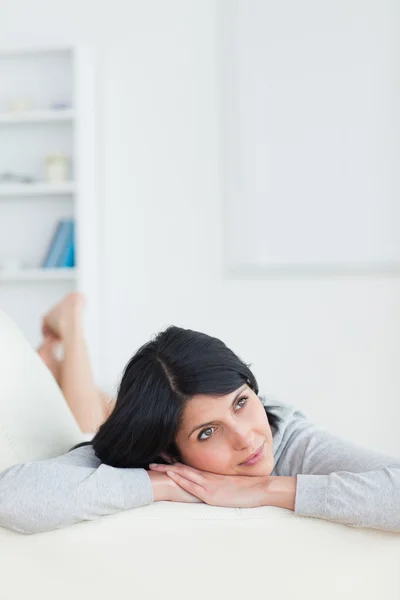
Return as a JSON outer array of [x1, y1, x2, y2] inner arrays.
[[263, 476, 297, 511]]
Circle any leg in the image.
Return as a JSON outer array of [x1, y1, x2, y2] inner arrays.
[[37, 293, 115, 433], [37, 334, 62, 385]]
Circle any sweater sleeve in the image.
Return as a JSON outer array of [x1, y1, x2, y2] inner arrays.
[[273, 410, 400, 532], [0, 446, 153, 535]]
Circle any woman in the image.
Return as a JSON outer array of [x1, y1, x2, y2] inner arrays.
[[1, 294, 400, 534]]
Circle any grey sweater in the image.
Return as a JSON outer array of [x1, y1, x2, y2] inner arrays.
[[1, 399, 400, 534]]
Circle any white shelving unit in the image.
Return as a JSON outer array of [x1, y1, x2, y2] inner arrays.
[[0, 182, 76, 196], [0, 109, 75, 123], [0, 268, 78, 282], [0, 45, 100, 376]]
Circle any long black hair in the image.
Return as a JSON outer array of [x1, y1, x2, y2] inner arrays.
[[69, 326, 283, 468]]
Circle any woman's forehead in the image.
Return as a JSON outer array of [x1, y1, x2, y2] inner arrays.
[[180, 385, 249, 426]]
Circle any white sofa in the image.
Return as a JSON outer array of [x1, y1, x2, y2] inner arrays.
[[1, 308, 400, 600]]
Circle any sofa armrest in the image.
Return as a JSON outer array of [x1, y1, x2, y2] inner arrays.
[[0, 308, 83, 470]]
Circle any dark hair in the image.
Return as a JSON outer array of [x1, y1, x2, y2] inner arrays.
[[69, 326, 283, 468]]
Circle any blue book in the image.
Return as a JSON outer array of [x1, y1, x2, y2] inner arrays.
[[57, 221, 75, 268], [42, 220, 71, 268]]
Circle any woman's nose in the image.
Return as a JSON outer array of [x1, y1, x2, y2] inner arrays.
[[231, 427, 254, 450]]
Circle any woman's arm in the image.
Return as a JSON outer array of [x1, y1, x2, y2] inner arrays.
[[0, 446, 153, 534], [295, 466, 400, 531], [274, 412, 400, 532], [0, 445, 201, 535]]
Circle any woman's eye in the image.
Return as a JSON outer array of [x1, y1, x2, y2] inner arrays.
[[197, 397, 248, 441], [198, 427, 215, 441], [236, 396, 248, 410]]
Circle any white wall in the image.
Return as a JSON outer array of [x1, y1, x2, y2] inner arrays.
[[221, 0, 400, 270], [1, 0, 399, 457]]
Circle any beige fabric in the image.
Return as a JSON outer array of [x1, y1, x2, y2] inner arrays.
[[0, 307, 399, 600], [0, 308, 82, 471]]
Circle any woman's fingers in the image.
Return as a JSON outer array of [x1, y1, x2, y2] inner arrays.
[[150, 462, 188, 472], [167, 471, 206, 501], [150, 462, 205, 486]]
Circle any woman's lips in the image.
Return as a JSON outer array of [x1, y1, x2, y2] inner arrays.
[[240, 443, 265, 466]]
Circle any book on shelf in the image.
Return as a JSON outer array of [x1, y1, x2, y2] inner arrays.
[[42, 219, 75, 268]]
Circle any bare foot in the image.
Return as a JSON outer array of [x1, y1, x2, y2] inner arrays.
[[41, 292, 85, 340], [37, 335, 62, 384]]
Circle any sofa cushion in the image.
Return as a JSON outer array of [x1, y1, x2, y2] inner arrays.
[[0, 308, 83, 470], [2, 501, 400, 599]]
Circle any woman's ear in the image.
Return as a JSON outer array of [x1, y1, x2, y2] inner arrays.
[[160, 452, 174, 464]]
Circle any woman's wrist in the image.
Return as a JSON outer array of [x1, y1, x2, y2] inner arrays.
[[148, 471, 170, 502], [262, 476, 297, 511]]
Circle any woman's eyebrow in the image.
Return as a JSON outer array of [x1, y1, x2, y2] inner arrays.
[[187, 384, 247, 439]]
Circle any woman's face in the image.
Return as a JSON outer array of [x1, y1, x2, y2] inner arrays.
[[174, 384, 275, 477]]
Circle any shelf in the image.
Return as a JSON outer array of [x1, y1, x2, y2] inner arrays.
[[0, 182, 76, 197], [0, 268, 77, 282], [0, 109, 74, 124], [0, 45, 74, 56]]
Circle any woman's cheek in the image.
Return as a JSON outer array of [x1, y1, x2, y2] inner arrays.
[[199, 446, 231, 474], [192, 447, 215, 470], [180, 446, 205, 470], [186, 444, 223, 472]]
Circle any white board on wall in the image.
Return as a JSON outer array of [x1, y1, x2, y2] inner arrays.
[[219, 0, 400, 274]]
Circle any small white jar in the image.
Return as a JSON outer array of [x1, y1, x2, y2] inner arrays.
[[45, 154, 69, 183]]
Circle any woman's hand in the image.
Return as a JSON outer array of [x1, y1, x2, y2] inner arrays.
[[149, 462, 297, 510], [147, 470, 202, 504]]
